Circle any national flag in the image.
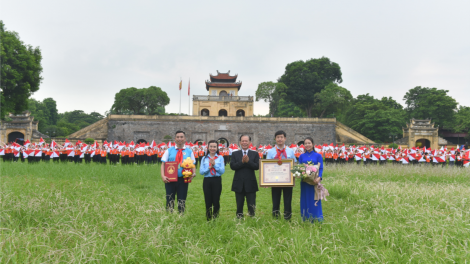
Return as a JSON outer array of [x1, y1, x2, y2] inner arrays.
[[355, 153, 362, 161], [39, 137, 45, 145], [463, 151, 469, 167], [179, 80, 182, 90]]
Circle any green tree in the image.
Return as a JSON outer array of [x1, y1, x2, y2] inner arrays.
[[255, 82, 287, 116], [111, 86, 169, 115], [42, 98, 58, 125], [314, 83, 353, 118], [0, 21, 43, 119], [275, 98, 307, 117], [279, 57, 342, 117], [28, 98, 50, 132], [344, 94, 407, 142], [403, 86, 458, 128], [453, 106, 470, 140]]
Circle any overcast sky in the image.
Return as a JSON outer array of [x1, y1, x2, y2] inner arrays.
[[2, 0, 469, 116]]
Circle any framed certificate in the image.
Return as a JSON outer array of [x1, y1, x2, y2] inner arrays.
[[259, 159, 295, 187]]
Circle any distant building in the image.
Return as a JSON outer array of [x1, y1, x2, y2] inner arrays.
[[396, 118, 448, 149], [192, 71, 254, 117], [0, 111, 48, 145]]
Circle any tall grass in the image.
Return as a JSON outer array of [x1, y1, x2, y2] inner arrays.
[[1, 162, 469, 263]]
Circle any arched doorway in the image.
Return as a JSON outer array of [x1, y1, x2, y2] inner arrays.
[[297, 141, 304, 146], [236, 109, 245, 117], [136, 139, 147, 144], [217, 138, 229, 148], [201, 109, 209, 116], [219, 90, 228, 97], [218, 109, 227, 116], [8, 132, 25, 145], [194, 139, 203, 145], [416, 138, 431, 148]]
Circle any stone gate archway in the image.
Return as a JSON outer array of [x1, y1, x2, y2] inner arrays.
[[8, 131, 25, 145]]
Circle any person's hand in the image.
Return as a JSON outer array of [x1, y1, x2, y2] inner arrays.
[[190, 173, 196, 180], [314, 177, 321, 185], [210, 159, 215, 166], [242, 155, 249, 163], [161, 176, 170, 183]]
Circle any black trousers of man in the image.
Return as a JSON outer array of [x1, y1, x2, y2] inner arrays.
[[165, 177, 188, 213], [272, 187, 293, 220], [235, 188, 256, 218], [203, 177, 222, 220]]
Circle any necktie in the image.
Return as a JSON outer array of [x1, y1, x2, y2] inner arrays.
[[209, 156, 217, 175], [175, 148, 183, 164], [274, 148, 286, 160]]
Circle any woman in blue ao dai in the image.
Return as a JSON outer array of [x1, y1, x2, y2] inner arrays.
[[298, 137, 324, 222]]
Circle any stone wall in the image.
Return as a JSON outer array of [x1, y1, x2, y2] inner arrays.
[[106, 115, 336, 146]]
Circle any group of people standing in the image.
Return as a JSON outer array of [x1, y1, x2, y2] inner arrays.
[[160, 130, 324, 222]]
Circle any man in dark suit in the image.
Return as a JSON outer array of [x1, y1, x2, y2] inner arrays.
[[230, 135, 260, 218]]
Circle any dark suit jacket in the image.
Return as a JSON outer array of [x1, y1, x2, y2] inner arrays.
[[230, 149, 260, 193]]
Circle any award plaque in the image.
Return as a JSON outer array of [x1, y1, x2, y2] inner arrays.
[[259, 159, 295, 187], [164, 161, 179, 182]]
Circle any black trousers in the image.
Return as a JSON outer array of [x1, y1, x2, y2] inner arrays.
[[235, 190, 256, 218], [272, 187, 293, 220], [165, 177, 189, 213], [203, 177, 222, 220]]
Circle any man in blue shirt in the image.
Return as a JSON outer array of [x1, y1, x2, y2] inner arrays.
[[266, 130, 297, 220], [160, 130, 196, 213]]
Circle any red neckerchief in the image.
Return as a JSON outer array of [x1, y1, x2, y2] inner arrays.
[[274, 146, 286, 161], [209, 155, 218, 175], [175, 147, 184, 164]]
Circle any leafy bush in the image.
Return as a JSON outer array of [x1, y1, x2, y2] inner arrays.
[[389, 143, 398, 149], [85, 138, 94, 144]]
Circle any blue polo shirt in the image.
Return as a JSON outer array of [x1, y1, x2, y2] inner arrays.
[[161, 147, 196, 177], [266, 145, 297, 162], [199, 154, 225, 177]]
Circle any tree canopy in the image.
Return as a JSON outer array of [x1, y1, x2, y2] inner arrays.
[[28, 97, 104, 137], [0, 21, 43, 119], [255, 82, 287, 116], [279, 57, 342, 117], [343, 94, 407, 143], [403, 86, 458, 129], [111, 86, 169, 115]]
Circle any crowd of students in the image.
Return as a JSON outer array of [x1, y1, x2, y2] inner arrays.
[[1, 140, 469, 168]]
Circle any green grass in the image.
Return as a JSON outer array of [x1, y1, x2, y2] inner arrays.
[[1, 161, 469, 263]]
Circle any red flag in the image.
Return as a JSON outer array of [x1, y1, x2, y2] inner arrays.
[[179, 80, 182, 90], [39, 137, 45, 145]]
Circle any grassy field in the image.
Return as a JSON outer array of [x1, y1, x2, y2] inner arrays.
[[1, 161, 469, 263]]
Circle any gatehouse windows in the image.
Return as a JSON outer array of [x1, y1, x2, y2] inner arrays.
[[218, 109, 228, 116], [219, 90, 228, 97], [201, 109, 210, 116], [236, 109, 245, 117]]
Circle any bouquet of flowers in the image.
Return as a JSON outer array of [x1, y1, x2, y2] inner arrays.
[[291, 161, 329, 206]]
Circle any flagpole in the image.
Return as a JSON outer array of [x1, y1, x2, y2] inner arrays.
[[179, 78, 181, 115], [188, 78, 190, 116]]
